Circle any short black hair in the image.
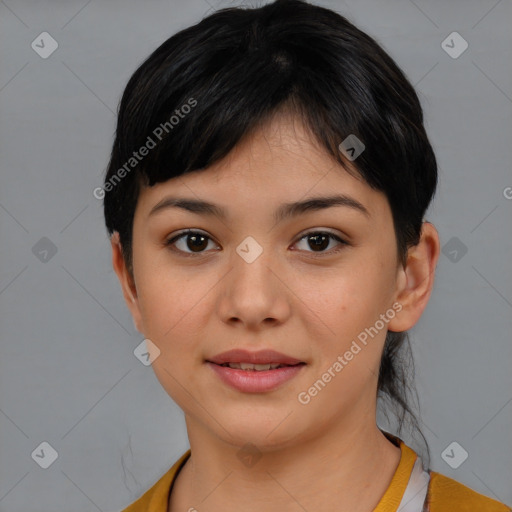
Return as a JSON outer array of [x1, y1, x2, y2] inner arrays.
[[102, 0, 436, 464]]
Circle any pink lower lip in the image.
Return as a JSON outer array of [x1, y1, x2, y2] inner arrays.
[[206, 362, 305, 392]]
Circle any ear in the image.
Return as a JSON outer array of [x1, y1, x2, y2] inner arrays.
[[110, 231, 144, 334], [387, 222, 440, 332]]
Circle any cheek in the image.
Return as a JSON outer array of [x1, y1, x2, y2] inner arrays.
[[136, 269, 210, 409], [136, 262, 216, 352], [306, 264, 383, 324], [301, 256, 394, 362], [135, 261, 182, 335]]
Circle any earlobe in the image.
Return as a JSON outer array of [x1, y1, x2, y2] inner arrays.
[[387, 222, 440, 332]]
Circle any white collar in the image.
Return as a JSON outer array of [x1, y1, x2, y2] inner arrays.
[[396, 455, 430, 511]]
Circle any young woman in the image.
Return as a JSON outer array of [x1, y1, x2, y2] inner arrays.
[[102, 1, 511, 510]]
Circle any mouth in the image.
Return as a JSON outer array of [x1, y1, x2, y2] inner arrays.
[[214, 362, 305, 371], [205, 349, 306, 392], [206, 348, 305, 367]]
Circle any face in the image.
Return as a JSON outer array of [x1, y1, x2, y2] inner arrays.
[[112, 112, 433, 452]]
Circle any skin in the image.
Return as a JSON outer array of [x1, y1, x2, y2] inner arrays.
[[112, 111, 440, 512]]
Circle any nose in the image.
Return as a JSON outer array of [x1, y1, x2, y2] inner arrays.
[[216, 239, 292, 329]]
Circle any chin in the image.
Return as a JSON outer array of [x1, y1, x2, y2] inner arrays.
[[208, 406, 308, 451]]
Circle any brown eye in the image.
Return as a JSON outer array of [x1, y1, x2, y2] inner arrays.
[[294, 231, 347, 255], [306, 233, 330, 251], [165, 230, 218, 255]]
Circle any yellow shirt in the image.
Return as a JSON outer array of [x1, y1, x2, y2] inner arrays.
[[121, 437, 511, 512]]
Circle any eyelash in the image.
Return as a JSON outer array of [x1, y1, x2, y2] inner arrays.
[[164, 229, 348, 258]]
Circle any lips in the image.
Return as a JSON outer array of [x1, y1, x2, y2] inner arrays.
[[206, 348, 304, 366], [205, 349, 306, 392]]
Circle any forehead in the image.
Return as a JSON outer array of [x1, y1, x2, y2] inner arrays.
[[134, 113, 390, 222]]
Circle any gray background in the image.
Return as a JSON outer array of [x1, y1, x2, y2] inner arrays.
[[1, 0, 511, 510]]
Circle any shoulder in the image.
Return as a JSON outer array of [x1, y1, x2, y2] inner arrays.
[[428, 471, 511, 512]]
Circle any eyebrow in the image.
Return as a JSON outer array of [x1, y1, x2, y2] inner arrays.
[[148, 193, 370, 223]]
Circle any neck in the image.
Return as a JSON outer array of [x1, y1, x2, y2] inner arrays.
[[169, 418, 401, 512]]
